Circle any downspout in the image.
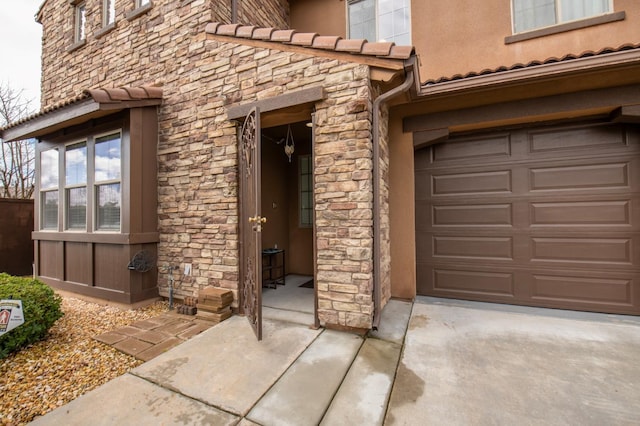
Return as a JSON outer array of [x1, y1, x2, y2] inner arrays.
[[372, 62, 416, 330]]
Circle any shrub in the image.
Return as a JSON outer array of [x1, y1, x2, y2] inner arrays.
[[0, 274, 63, 359]]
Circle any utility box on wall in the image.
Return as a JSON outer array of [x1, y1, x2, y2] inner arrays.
[[0, 198, 34, 276]]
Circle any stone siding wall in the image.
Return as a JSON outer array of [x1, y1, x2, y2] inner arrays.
[[378, 103, 392, 309], [39, 0, 289, 108], [39, 0, 379, 328]]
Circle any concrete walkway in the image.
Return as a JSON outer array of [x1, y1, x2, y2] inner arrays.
[[30, 297, 640, 425]]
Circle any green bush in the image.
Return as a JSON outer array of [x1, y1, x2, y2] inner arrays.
[[0, 274, 63, 359]]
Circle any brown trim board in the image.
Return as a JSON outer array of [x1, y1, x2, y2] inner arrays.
[[406, 84, 640, 137], [226, 86, 326, 120]]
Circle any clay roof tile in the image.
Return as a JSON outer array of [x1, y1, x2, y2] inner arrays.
[[361, 42, 395, 57], [290, 32, 318, 46], [271, 29, 297, 43]]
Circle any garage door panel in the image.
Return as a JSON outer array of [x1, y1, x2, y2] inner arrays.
[[529, 162, 630, 191], [531, 237, 632, 265], [433, 268, 515, 297], [433, 204, 513, 227], [433, 133, 512, 162], [530, 200, 631, 226], [432, 170, 512, 196], [528, 124, 627, 154], [416, 264, 517, 298], [531, 274, 634, 307], [434, 236, 513, 260], [415, 122, 640, 315]]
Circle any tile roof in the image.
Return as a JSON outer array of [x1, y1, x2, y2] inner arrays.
[[422, 43, 640, 86], [205, 22, 415, 61], [1, 86, 163, 133]]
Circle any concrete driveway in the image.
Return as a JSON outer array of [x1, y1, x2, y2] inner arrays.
[[386, 297, 640, 425]]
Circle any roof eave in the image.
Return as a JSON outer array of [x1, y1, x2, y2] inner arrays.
[[419, 47, 640, 98]]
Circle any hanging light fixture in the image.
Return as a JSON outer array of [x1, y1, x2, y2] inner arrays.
[[284, 124, 295, 162]]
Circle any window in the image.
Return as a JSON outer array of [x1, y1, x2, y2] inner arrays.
[[348, 0, 411, 45], [74, 2, 87, 42], [65, 142, 87, 230], [136, 0, 150, 7], [299, 155, 313, 227], [513, 0, 611, 33], [41, 149, 59, 230], [95, 133, 122, 231], [103, 0, 116, 26], [38, 131, 122, 232]]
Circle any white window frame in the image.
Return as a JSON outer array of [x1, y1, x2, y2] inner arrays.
[[74, 2, 87, 42], [511, 0, 613, 33], [347, 0, 412, 45], [103, 0, 116, 26]]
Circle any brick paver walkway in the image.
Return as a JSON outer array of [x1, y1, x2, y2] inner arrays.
[[94, 311, 215, 361]]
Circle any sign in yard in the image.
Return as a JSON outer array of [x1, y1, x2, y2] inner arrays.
[[0, 299, 25, 336]]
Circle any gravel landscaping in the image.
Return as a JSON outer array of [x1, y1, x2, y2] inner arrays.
[[0, 295, 169, 425]]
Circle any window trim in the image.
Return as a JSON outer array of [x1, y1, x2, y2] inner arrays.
[[506, 10, 625, 43], [93, 130, 123, 232], [74, 1, 87, 43], [126, 0, 153, 21], [299, 155, 313, 228], [346, 0, 412, 44], [64, 140, 89, 231], [37, 128, 124, 233]]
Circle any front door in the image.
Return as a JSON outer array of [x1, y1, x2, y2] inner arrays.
[[239, 107, 264, 340]]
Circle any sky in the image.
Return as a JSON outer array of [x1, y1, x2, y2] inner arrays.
[[0, 0, 44, 110]]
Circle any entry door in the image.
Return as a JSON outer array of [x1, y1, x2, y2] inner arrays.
[[240, 107, 264, 340]]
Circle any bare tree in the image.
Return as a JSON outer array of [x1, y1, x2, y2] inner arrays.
[[0, 82, 35, 199]]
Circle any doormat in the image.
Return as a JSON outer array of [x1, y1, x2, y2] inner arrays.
[[299, 279, 314, 289]]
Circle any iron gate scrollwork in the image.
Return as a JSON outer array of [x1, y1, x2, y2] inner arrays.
[[240, 107, 263, 340]]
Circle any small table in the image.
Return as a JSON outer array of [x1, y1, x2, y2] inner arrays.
[[262, 248, 285, 288]]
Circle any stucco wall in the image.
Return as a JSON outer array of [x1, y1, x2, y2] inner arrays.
[[412, 0, 640, 81]]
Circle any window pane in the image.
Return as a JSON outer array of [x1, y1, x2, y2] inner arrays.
[[76, 3, 86, 41], [349, 0, 376, 41], [95, 133, 121, 182], [96, 183, 121, 230], [42, 191, 58, 230], [513, 0, 556, 32], [377, 0, 411, 44], [67, 187, 87, 229], [561, 0, 609, 21], [41, 149, 59, 190], [66, 142, 87, 186], [105, 0, 116, 25]]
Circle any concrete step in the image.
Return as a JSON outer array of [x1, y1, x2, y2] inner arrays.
[[246, 330, 364, 426], [320, 338, 402, 425]]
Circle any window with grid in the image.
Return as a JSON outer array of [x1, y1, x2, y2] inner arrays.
[[40, 149, 60, 230], [299, 155, 313, 228], [95, 133, 122, 231], [74, 2, 86, 42], [348, 0, 411, 45], [65, 142, 87, 230], [513, 0, 611, 33]]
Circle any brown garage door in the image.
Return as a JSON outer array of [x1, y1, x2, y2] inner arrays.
[[415, 121, 640, 315]]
